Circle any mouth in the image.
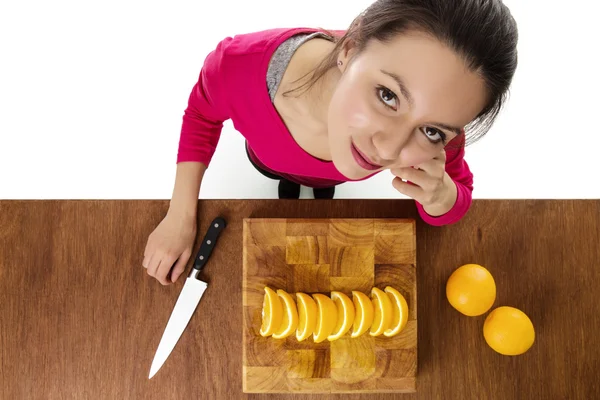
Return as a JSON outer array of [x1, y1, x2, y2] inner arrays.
[[350, 141, 382, 171]]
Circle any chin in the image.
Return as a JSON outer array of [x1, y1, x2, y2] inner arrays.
[[331, 155, 370, 180]]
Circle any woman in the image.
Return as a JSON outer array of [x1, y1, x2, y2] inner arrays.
[[143, 0, 519, 285]]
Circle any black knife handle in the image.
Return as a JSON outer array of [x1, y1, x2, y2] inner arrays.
[[192, 217, 227, 271]]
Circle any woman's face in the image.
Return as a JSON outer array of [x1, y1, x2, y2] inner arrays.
[[327, 31, 489, 180]]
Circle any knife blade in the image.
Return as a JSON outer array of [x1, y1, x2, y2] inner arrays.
[[148, 216, 227, 379]]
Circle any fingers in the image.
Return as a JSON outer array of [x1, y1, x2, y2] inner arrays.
[[392, 177, 424, 201], [391, 167, 428, 186], [155, 254, 179, 285], [415, 157, 445, 176], [144, 249, 179, 285], [143, 239, 153, 267], [142, 254, 151, 269], [171, 248, 192, 283], [145, 251, 160, 278], [143, 233, 177, 285]]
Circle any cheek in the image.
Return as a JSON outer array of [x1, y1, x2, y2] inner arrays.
[[329, 81, 372, 134], [343, 96, 372, 130]]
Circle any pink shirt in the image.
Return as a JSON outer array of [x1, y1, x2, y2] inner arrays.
[[177, 27, 474, 226]]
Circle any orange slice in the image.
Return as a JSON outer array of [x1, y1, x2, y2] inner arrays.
[[295, 292, 318, 342], [272, 289, 299, 339], [327, 291, 355, 341], [350, 290, 374, 338], [259, 286, 283, 337], [369, 287, 393, 336], [383, 286, 409, 337], [312, 293, 338, 343]]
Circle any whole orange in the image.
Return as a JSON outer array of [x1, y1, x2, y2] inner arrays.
[[483, 306, 535, 355], [446, 263, 496, 316]]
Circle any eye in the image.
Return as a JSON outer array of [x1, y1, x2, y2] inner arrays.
[[421, 127, 447, 144], [376, 86, 398, 110]]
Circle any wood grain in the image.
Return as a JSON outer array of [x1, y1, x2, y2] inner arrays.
[[242, 218, 417, 393], [1, 200, 599, 400]]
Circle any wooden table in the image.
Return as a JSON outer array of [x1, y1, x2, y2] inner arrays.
[[1, 200, 599, 399]]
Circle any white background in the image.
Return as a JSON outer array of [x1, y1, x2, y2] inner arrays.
[[1, 0, 598, 200]]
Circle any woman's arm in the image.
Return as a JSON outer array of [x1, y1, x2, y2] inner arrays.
[[416, 135, 474, 226], [167, 161, 207, 220]]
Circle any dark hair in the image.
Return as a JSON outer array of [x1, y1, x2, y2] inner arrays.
[[286, 0, 519, 146]]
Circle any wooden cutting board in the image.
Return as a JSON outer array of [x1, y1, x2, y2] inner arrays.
[[242, 218, 417, 393]]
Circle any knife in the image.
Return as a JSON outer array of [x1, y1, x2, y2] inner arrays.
[[148, 216, 227, 379]]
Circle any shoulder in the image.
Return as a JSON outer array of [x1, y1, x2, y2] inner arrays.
[[201, 27, 330, 86], [202, 27, 335, 97], [211, 27, 329, 60]]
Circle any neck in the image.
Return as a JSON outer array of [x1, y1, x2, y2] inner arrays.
[[288, 41, 340, 159], [299, 66, 339, 134]]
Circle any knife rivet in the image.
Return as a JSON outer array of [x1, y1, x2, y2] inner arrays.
[[199, 255, 204, 260], [214, 223, 219, 228], [207, 240, 212, 245]]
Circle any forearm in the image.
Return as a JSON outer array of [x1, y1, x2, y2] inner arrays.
[[167, 161, 207, 220]]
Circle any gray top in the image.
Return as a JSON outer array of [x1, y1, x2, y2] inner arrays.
[[266, 32, 333, 102]]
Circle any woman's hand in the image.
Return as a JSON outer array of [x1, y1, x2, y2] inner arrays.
[[143, 211, 197, 285], [391, 150, 458, 217]]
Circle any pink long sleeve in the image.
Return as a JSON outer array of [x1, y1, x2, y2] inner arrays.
[[176, 38, 232, 166], [415, 135, 474, 226]]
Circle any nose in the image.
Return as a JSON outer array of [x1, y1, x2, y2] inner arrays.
[[371, 126, 411, 161]]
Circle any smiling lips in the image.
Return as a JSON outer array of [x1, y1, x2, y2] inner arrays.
[[351, 142, 382, 171]]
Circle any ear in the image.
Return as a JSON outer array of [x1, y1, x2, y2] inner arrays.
[[337, 38, 358, 72]]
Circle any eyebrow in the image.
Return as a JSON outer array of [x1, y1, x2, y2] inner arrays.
[[380, 69, 464, 135]]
